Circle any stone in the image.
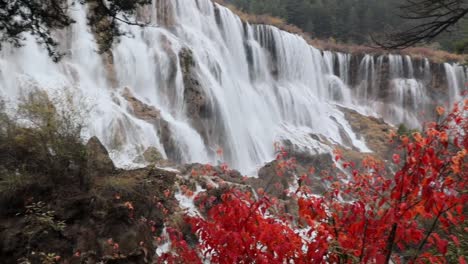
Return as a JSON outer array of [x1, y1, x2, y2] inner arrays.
[[122, 88, 161, 122], [86, 136, 115, 175], [179, 48, 212, 121], [339, 106, 395, 159], [143, 147, 163, 164]]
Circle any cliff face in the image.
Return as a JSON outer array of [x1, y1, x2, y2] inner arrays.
[[322, 51, 466, 128], [346, 54, 450, 98]]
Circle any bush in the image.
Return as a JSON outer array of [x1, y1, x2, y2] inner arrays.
[[396, 123, 419, 137], [0, 91, 88, 188], [162, 102, 468, 263]]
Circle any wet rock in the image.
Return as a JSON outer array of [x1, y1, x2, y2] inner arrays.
[[179, 48, 213, 121], [87, 0, 115, 53], [122, 88, 161, 122], [255, 160, 292, 198], [179, 163, 243, 184], [429, 62, 449, 98], [103, 52, 118, 87], [142, 147, 164, 164], [158, 119, 183, 162], [86, 136, 115, 175], [178, 47, 228, 154], [339, 106, 395, 159], [120, 88, 182, 162], [251, 139, 335, 197], [156, 0, 176, 28]]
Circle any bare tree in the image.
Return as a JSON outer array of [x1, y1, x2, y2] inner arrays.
[[374, 0, 468, 49]]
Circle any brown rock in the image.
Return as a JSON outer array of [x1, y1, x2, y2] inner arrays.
[[86, 136, 115, 175], [179, 48, 212, 120], [339, 106, 394, 159], [143, 147, 163, 164], [156, 0, 176, 27], [122, 88, 161, 122]]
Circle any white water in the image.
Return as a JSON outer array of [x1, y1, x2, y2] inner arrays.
[[0, 0, 466, 174]]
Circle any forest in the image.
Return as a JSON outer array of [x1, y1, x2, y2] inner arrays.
[[224, 0, 468, 53]]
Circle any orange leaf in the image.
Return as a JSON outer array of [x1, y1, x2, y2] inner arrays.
[[436, 106, 445, 116]]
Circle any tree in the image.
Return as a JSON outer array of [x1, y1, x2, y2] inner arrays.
[[162, 100, 468, 263], [0, 0, 150, 61], [375, 0, 468, 49]]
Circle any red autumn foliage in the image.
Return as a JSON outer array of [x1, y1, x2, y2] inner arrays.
[[162, 101, 468, 264], [158, 228, 201, 264], [191, 191, 304, 263]]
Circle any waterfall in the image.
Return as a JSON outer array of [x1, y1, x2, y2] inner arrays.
[[444, 63, 467, 106], [0, 0, 466, 173]]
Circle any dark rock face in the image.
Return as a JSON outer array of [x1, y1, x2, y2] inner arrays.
[[429, 63, 449, 101], [178, 47, 230, 159], [252, 150, 334, 198], [179, 48, 213, 122], [256, 160, 292, 198], [120, 87, 182, 162], [86, 136, 115, 175], [158, 118, 183, 162], [346, 54, 450, 104], [0, 166, 178, 264]]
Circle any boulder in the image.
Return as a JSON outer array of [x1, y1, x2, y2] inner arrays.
[[143, 147, 164, 164], [86, 136, 115, 175], [256, 160, 292, 198], [339, 106, 394, 159]]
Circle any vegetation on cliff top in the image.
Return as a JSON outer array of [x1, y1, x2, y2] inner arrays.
[[221, 0, 468, 53], [0, 0, 465, 62], [215, 0, 467, 63]]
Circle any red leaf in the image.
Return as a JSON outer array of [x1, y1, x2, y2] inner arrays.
[[460, 256, 467, 264]]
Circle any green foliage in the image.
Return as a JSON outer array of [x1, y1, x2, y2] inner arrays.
[[0, 170, 34, 195], [17, 201, 64, 264], [97, 176, 138, 196], [37, 252, 61, 264], [225, 0, 468, 50], [0, 0, 74, 61], [23, 201, 66, 235], [226, 0, 402, 44], [454, 39, 468, 54], [18, 253, 60, 264], [0, 91, 88, 187], [397, 123, 419, 137]]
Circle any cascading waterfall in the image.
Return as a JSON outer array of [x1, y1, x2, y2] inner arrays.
[[444, 63, 468, 105], [0, 0, 466, 174], [331, 52, 466, 127]]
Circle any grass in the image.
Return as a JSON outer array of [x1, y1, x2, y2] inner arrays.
[[0, 172, 34, 195], [94, 176, 139, 195]]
